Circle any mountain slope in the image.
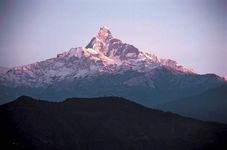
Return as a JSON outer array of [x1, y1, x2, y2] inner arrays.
[[0, 27, 193, 87], [1, 96, 227, 150], [0, 66, 10, 75], [157, 85, 227, 123], [0, 66, 224, 106], [0, 27, 226, 106]]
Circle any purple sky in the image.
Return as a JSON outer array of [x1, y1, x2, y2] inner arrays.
[[0, 0, 226, 76]]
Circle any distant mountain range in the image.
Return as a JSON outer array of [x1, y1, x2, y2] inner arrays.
[[156, 85, 227, 123], [1, 96, 227, 150], [0, 27, 226, 123]]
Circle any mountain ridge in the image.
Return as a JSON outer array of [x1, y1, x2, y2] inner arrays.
[[0, 27, 195, 87], [156, 85, 227, 123], [1, 96, 227, 150], [0, 27, 226, 108]]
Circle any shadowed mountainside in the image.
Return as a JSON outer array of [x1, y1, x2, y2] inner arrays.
[[156, 85, 227, 124], [0, 96, 227, 150]]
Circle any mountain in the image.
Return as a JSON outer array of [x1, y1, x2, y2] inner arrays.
[[0, 27, 193, 87], [1, 96, 227, 150], [0, 27, 226, 105], [156, 85, 227, 123], [0, 66, 10, 75]]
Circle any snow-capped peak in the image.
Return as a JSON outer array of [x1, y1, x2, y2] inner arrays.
[[86, 27, 140, 60], [57, 47, 115, 65], [86, 27, 113, 54], [97, 26, 112, 43], [0, 27, 195, 87], [84, 27, 193, 73]]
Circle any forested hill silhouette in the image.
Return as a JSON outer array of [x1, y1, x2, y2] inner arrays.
[[1, 96, 227, 150]]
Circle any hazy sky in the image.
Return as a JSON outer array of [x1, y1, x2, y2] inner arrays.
[[0, 0, 226, 76]]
